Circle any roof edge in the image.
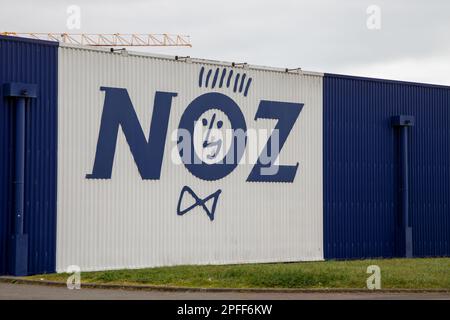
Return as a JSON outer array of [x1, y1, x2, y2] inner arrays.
[[325, 73, 450, 90], [0, 34, 59, 47], [59, 43, 324, 77]]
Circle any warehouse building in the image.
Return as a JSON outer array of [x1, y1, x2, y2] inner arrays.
[[0, 35, 448, 276]]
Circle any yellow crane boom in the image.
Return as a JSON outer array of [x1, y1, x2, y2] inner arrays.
[[0, 32, 192, 47]]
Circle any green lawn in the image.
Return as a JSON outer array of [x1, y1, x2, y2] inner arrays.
[[28, 258, 450, 289]]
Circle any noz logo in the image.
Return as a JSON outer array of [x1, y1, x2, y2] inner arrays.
[[87, 66, 303, 183]]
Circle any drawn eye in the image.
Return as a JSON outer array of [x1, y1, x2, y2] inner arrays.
[[202, 118, 208, 126], [216, 120, 223, 129]]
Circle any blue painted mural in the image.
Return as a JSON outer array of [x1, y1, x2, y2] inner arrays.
[[87, 69, 303, 183]]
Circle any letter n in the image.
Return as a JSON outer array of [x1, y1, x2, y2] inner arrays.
[[86, 87, 177, 179]]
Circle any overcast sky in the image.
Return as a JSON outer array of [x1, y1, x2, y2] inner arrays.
[[2, 0, 450, 85]]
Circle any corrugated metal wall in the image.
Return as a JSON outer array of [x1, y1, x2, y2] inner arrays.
[[56, 45, 324, 272], [0, 36, 58, 274], [2, 37, 448, 275], [324, 74, 450, 259]]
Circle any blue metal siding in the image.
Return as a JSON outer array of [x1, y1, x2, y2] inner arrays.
[[324, 74, 450, 259], [0, 35, 58, 274]]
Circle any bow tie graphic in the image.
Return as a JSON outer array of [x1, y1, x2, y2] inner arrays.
[[177, 186, 222, 221]]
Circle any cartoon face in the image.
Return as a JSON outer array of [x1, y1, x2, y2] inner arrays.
[[193, 109, 232, 164]]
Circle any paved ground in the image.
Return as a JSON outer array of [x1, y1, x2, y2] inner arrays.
[[0, 283, 449, 300]]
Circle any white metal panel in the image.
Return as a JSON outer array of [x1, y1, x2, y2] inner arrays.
[[56, 45, 323, 272]]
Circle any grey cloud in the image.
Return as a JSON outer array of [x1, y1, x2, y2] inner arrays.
[[1, 0, 449, 84]]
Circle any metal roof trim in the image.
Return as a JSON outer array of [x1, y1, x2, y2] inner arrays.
[[59, 42, 324, 77]]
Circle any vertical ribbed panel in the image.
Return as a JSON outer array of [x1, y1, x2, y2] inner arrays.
[[0, 36, 58, 274], [57, 45, 323, 272], [324, 74, 450, 259]]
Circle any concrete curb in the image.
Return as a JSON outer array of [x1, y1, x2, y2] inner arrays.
[[1, 276, 449, 294]]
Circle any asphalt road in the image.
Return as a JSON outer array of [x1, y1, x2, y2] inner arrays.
[[0, 283, 449, 300]]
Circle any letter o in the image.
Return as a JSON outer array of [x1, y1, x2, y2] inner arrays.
[[178, 92, 247, 181]]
